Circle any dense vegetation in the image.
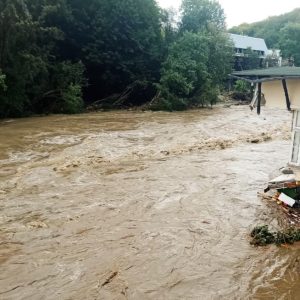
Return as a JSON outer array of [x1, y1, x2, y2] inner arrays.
[[230, 8, 300, 66], [0, 0, 233, 117]]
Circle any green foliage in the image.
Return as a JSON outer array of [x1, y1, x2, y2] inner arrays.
[[192, 80, 219, 107], [0, 0, 163, 117], [0, 0, 85, 117], [150, 96, 188, 111], [158, 31, 208, 109], [158, 28, 232, 110], [280, 23, 300, 65], [0, 0, 233, 116], [161, 8, 179, 49], [61, 0, 163, 96], [250, 225, 275, 246], [250, 225, 300, 246], [159, 1, 233, 110], [234, 80, 250, 93], [180, 0, 226, 32], [61, 84, 83, 114], [149, 98, 172, 111]]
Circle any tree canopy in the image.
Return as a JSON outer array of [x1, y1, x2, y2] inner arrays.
[[180, 0, 226, 32], [153, 0, 232, 110], [0, 0, 234, 117]]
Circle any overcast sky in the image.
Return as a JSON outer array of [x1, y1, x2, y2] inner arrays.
[[157, 0, 300, 28]]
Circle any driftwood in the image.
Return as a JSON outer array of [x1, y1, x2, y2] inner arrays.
[[149, 91, 161, 106], [87, 80, 157, 110], [90, 94, 120, 106]]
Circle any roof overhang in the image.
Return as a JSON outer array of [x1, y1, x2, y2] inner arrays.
[[229, 67, 300, 114], [229, 67, 300, 83], [229, 74, 300, 84]]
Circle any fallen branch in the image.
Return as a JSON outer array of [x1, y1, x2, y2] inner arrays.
[[101, 271, 118, 287]]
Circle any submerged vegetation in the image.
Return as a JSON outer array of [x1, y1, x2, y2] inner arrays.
[[250, 225, 300, 246], [0, 0, 233, 117]]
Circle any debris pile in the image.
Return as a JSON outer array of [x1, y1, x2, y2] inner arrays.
[[249, 168, 300, 246], [261, 170, 300, 226]]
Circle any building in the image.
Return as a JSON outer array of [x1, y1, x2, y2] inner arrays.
[[229, 33, 277, 70], [230, 33, 268, 58]]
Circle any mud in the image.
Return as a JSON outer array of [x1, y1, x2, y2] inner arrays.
[[1, 106, 300, 299]]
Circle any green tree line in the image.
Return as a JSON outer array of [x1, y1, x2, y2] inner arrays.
[[230, 8, 300, 66], [0, 0, 233, 117]]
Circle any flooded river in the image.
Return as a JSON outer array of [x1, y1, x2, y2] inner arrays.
[[1, 106, 300, 299]]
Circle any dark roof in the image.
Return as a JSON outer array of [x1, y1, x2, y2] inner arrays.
[[232, 67, 300, 77], [229, 34, 268, 53], [230, 67, 300, 83]]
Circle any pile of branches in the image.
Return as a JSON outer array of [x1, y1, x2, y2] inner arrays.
[[87, 80, 157, 110], [250, 225, 300, 246]]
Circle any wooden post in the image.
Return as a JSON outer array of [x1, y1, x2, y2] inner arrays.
[[257, 82, 262, 115], [282, 79, 291, 111]]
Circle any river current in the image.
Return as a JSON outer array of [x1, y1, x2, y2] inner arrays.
[[1, 106, 300, 299]]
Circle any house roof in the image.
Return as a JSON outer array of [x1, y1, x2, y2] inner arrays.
[[232, 67, 300, 80], [229, 33, 268, 53]]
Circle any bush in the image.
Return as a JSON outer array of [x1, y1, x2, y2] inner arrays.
[[234, 80, 250, 93], [232, 80, 252, 101], [149, 95, 188, 111], [61, 84, 83, 114], [149, 98, 173, 111]]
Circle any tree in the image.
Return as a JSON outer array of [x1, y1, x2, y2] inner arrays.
[[280, 23, 300, 66], [161, 7, 179, 55], [180, 0, 226, 33], [59, 0, 163, 100], [0, 0, 164, 117], [0, 0, 84, 117], [0, 0, 233, 116], [159, 32, 208, 103], [155, 29, 232, 110], [152, 0, 232, 111]]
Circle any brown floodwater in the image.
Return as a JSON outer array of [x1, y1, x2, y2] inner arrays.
[[1, 106, 300, 299]]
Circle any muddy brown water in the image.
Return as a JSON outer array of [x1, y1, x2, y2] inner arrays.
[[1, 106, 300, 299]]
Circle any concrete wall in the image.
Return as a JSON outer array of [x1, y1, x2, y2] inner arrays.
[[262, 79, 300, 109]]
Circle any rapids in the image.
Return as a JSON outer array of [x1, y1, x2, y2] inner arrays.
[[1, 106, 300, 299]]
